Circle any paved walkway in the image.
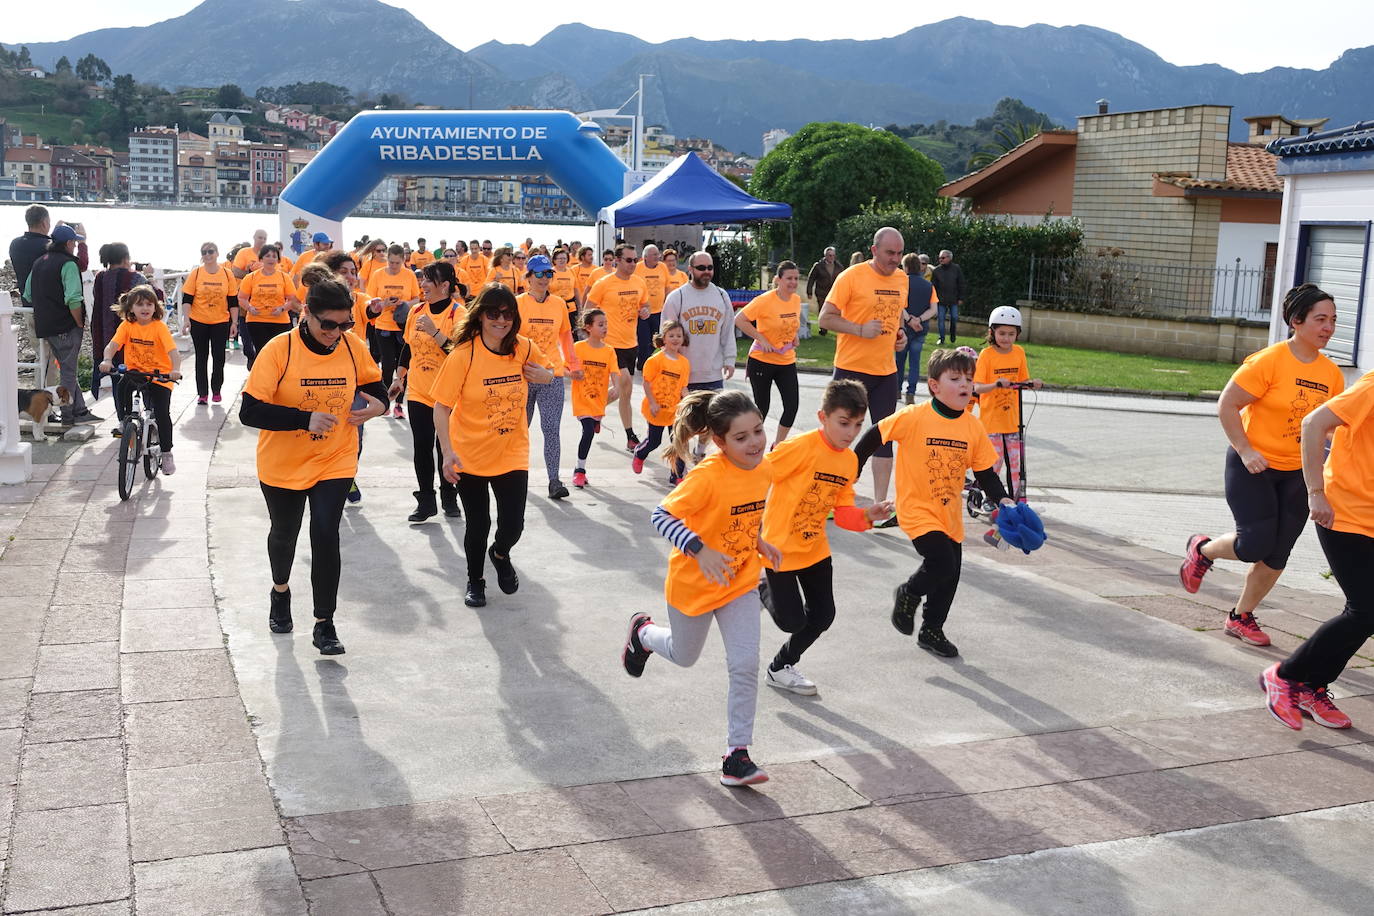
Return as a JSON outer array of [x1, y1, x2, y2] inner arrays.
[[0, 352, 1370, 914]]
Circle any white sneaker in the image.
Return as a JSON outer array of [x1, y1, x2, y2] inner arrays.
[[766, 664, 817, 696], [160, 453, 176, 476]]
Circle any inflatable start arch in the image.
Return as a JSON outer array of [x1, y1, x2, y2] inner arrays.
[[277, 110, 628, 252]]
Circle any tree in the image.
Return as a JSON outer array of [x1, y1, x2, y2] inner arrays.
[[967, 121, 1048, 170], [111, 74, 140, 134], [17, 46, 32, 68], [215, 83, 246, 109], [55, 56, 72, 75], [76, 53, 112, 84], [70, 118, 86, 141], [750, 121, 945, 263]]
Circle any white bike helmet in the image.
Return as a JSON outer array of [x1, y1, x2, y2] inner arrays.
[[987, 306, 1023, 328]]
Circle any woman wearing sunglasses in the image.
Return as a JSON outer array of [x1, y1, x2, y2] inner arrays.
[[433, 284, 554, 608], [240, 277, 389, 655], [181, 241, 238, 405]]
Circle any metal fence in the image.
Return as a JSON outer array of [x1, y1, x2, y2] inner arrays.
[[1028, 256, 1275, 321]]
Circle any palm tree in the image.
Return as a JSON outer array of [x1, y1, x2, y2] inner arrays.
[[967, 121, 1048, 170]]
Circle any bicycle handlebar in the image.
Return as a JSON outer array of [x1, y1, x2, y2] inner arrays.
[[109, 365, 179, 383]]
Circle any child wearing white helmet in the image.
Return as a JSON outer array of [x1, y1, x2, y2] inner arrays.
[[973, 306, 1040, 498]]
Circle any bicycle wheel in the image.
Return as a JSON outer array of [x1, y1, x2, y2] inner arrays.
[[117, 419, 139, 500], [143, 413, 161, 479]]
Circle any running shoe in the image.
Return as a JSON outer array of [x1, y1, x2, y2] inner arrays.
[[891, 583, 919, 636], [626, 431, 641, 452], [346, 482, 362, 504], [1259, 662, 1303, 730], [393, 404, 405, 420], [465, 579, 487, 608], [874, 513, 901, 529], [720, 748, 769, 787], [312, 620, 345, 656], [918, 626, 959, 658], [212, 392, 223, 403], [593, 420, 602, 434], [269, 587, 292, 633], [572, 470, 588, 489], [622, 612, 652, 677], [1298, 685, 1352, 729], [667, 472, 681, 487], [631, 456, 644, 474], [766, 665, 817, 696], [488, 546, 519, 594], [548, 479, 569, 500], [1179, 534, 1213, 593], [159, 453, 176, 476], [196, 395, 208, 406], [1225, 611, 1271, 647]]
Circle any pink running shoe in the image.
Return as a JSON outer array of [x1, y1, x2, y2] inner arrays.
[[572, 470, 587, 489], [1179, 534, 1213, 593], [212, 392, 223, 403], [196, 395, 208, 405], [1225, 612, 1271, 646], [631, 456, 644, 474], [1298, 685, 1352, 729], [1259, 662, 1303, 730]]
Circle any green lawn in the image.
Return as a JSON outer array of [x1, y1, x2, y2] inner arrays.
[[738, 334, 1237, 396]]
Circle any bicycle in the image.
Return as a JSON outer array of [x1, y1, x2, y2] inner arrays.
[[108, 366, 177, 501]]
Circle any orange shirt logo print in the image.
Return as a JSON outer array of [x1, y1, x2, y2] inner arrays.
[[483, 375, 524, 436], [1288, 378, 1330, 441], [299, 377, 348, 441], [722, 500, 767, 576], [925, 437, 968, 506], [792, 472, 845, 540], [873, 288, 902, 333]]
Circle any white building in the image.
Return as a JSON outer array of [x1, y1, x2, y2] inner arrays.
[[127, 128, 178, 203], [762, 128, 791, 155], [1268, 121, 1374, 368]]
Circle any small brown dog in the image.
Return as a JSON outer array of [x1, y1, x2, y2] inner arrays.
[[17, 386, 72, 443]]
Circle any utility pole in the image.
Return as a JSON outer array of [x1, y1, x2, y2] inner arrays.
[[635, 73, 652, 172]]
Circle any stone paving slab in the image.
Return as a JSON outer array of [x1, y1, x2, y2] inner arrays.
[[31, 642, 119, 693], [41, 605, 121, 646], [132, 846, 305, 916], [127, 758, 282, 862], [120, 605, 223, 653], [16, 737, 125, 812], [3, 803, 130, 912], [372, 849, 611, 916], [119, 649, 237, 705], [124, 697, 258, 770], [24, 689, 121, 744], [474, 782, 662, 852]]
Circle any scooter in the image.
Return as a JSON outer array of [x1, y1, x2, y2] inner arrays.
[[965, 381, 1034, 525]]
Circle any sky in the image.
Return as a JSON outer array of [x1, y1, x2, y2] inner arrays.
[[11, 0, 1373, 74]]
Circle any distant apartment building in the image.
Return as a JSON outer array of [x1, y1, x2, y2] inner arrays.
[[67, 144, 118, 195], [177, 150, 216, 206], [127, 128, 178, 203], [285, 148, 316, 184], [3, 147, 52, 189], [177, 130, 211, 154], [207, 113, 244, 146], [49, 146, 103, 200], [761, 128, 791, 155], [251, 144, 288, 207], [215, 146, 251, 208]]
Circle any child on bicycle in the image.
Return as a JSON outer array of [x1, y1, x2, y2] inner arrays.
[[973, 307, 1040, 500], [98, 284, 182, 474]]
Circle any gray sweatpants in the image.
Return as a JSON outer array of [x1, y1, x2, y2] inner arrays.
[[638, 590, 761, 748], [44, 327, 88, 421]]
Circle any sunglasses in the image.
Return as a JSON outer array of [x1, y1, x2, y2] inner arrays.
[[531, 270, 555, 279], [201, 249, 217, 255], [444, 252, 457, 257], [482, 307, 516, 320], [692, 264, 714, 271], [314, 317, 355, 332], [620, 256, 639, 263], [481, 247, 492, 252]]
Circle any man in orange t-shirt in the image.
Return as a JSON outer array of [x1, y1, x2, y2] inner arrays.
[[411, 238, 434, 270], [634, 244, 671, 370], [819, 226, 908, 507], [585, 244, 649, 450], [292, 231, 335, 280]]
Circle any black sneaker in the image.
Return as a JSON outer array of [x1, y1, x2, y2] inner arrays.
[[312, 619, 345, 655], [408, 489, 437, 523], [548, 479, 570, 500], [918, 626, 959, 658], [440, 486, 461, 518], [465, 579, 487, 607], [488, 546, 519, 594], [269, 588, 293, 633], [720, 748, 769, 787], [71, 412, 103, 424], [892, 584, 919, 636], [346, 482, 362, 504], [874, 513, 901, 529], [622, 612, 652, 677]]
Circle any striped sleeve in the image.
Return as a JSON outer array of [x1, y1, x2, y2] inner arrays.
[[651, 504, 703, 556]]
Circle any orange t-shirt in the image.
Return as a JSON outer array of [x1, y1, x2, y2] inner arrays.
[[291, 249, 323, 279], [740, 290, 802, 367], [659, 453, 774, 616], [460, 254, 490, 292], [182, 265, 238, 325], [640, 350, 689, 426], [410, 250, 435, 270], [878, 401, 997, 542], [1232, 340, 1345, 471], [365, 267, 420, 332], [573, 263, 599, 297], [1324, 371, 1374, 538], [549, 268, 578, 305], [586, 266, 611, 291], [516, 292, 572, 376], [243, 329, 382, 490], [239, 269, 297, 324], [112, 320, 177, 390], [586, 273, 648, 350], [430, 335, 550, 478], [486, 264, 525, 295], [635, 260, 671, 314], [974, 344, 1030, 434], [827, 263, 906, 375], [402, 300, 467, 407], [358, 255, 386, 287], [664, 269, 688, 297], [350, 289, 372, 334], [571, 340, 614, 418], [232, 246, 262, 273], [762, 429, 859, 572]]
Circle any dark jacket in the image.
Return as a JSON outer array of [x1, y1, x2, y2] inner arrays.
[[906, 274, 935, 324], [806, 258, 843, 302], [29, 251, 83, 338], [91, 268, 149, 359], [9, 232, 87, 304], [931, 262, 967, 305]]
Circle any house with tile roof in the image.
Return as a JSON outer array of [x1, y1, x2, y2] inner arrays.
[[940, 104, 1319, 318], [1266, 120, 1374, 368]]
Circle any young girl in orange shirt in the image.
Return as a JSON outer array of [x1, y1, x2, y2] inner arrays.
[[631, 320, 690, 477], [972, 306, 1041, 500], [98, 285, 183, 474], [621, 390, 781, 787], [570, 309, 614, 489]]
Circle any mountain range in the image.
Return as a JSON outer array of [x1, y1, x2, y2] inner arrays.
[[10, 0, 1373, 156]]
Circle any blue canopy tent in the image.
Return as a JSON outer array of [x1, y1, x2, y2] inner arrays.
[[597, 151, 793, 255]]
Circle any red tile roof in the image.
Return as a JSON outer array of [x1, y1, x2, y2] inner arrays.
[[1153, 143, 1281, 194]]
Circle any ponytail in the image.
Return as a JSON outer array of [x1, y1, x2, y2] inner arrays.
[[662, 389, 760, 468]]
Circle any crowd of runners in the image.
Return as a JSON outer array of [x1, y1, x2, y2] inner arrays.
[[26, 212, 1374, 788]]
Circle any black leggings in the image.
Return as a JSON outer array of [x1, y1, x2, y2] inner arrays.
[[375, 330, 403, 402], [577, 417, 598, 466], [407, 401, 454, 497], [746, 357, 800, 428], [1280, 526, 1374, 687], [189, 319, 230, 397], [245, 322, 288, 368], [454, 470, 528, 583], [633, 423, 667, 461], [764, 557, 836, 668], [260, 477, 352, 619], [1223, 447, 1308, 569], [118, 381, 173, 452], [906, 531, 963, 629]]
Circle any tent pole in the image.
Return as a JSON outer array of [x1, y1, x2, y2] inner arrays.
[[788, 220, 794, 262]]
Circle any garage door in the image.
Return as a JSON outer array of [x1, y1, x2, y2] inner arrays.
[[1304, 225, 1368, 364]]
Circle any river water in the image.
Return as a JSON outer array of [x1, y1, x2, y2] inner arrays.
[[0, 203, 592, 273]]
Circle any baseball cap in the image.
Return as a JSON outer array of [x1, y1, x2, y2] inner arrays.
[[525, 254, 553, 273], [51, 224, 84, 243], [312, 231, 333, 244]]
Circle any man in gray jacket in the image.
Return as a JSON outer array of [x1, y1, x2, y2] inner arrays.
[[661, 250, 736, 391], [931, 249, 968, 344]]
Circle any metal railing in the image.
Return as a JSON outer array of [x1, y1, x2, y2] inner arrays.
[[1027, 255, 1275, 321], [0, 290, 34, 482]]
